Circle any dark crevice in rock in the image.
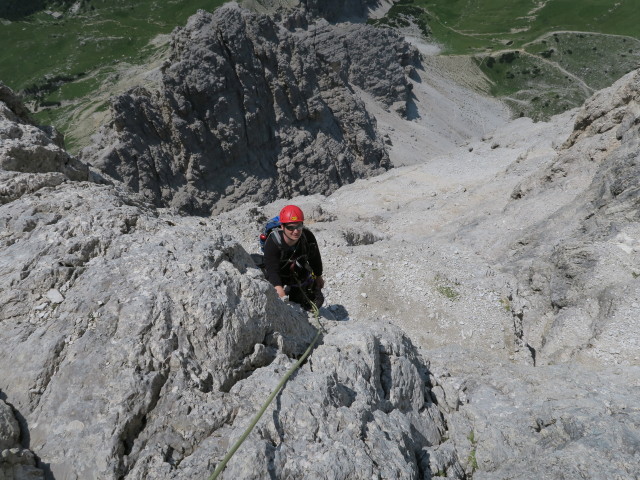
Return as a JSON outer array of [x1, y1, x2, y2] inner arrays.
[[271, 387, 287, 446], [378, 350, 392, 409], [28, 337, 66, 410], [122, 413, 148, 457], [209, 311, 224, 336], [162, 445, 181, 467], [359, 410, 374, 443], [264, 443, 278, 480], [526, 343, 537, 365], [504, 292, 537, 365], [216, 28, 251, 148], [118, 371, 169, 477], [219, 343, 279, 393]]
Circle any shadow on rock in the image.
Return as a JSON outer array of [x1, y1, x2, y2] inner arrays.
[[320, 304, 349, 321]]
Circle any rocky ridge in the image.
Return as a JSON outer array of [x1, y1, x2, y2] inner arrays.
[[80, 4, 420, 215], [503, 69, 640, 366]]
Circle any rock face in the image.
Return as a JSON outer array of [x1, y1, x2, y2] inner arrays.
[[0, 181, 451, 478], [427, 347, 640, 480], [80, 4, 420, 215], [502, 69, 640, 366], [0, 179, 312, 478], [127, 323, 453, 479], [298, 20, 419, 113]]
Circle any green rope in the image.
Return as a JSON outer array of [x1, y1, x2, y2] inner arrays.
[[208, 298, 323, 480]]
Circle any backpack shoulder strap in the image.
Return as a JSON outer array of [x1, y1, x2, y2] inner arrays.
[[269, 229, 282, 248]]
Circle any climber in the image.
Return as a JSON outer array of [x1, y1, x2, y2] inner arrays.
[[263, 205, 325, 310]]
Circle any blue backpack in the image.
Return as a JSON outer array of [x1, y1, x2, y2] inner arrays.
[[259, 216, 281, 252]]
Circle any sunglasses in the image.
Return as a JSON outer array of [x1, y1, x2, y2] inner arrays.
[[283, 223, 304, 231]]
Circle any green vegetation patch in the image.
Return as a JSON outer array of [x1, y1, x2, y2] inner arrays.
[[394, 0, 640, 55], [434, 274, 461, 301], [534, 0, 640, 39], [524, 32, 640, 90], [477, 31, 640, 120], [1, 0, 77, 21], [477, 49, 591, 120], [467, 429, 479, 472]]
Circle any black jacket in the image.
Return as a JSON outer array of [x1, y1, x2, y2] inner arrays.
[[263, 228, 323, 288]]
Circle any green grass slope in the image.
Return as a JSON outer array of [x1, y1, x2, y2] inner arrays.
[[370, 0, 640, 120]]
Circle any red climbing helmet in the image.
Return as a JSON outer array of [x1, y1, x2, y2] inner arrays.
[[279, 205, 304, 224]]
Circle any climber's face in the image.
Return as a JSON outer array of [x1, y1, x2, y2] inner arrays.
[[282, 222, 303, 243]]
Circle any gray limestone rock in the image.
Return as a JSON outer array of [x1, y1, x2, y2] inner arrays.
[[0, 180, 312, 478], [427, 348, 640, 480], [0, 399, 20, 450], [0, 448, 45, 480], [80, 5, 410, 215], [502, 69, 640, 366], [0, 175, 449, 478], [0, 83, 33, 123], [125, 322, 454, 479], [296, 20, 419, 110], [0, 170, 67, 205]]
